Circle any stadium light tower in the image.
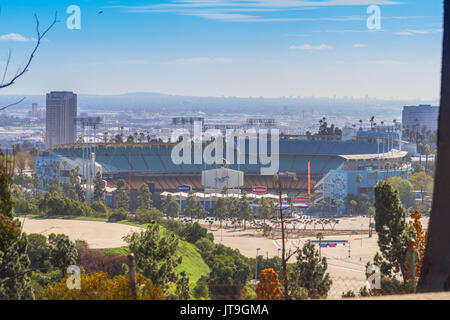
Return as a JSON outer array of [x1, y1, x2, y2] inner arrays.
[[75, 115, 103, 202]]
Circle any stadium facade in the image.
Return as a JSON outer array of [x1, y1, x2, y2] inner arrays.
[[35, 133, 410, 214]]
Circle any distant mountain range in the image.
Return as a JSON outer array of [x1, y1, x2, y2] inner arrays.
[[0, 92, 438, 117]]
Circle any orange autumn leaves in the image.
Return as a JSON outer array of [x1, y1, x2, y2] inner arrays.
[[256, 268, 283, 300], [409, 210, 427, 277]]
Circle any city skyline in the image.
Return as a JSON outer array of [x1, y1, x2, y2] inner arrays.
[[0, 0, 444, 100]]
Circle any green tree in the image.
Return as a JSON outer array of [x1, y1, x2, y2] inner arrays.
[[108, 208, 128, 222], [114, 179, 130, 211], [193, 275, 209, 299], [182, 222, 209, 244], [291, 241, 332, 299], [137, 183, 152, 210], [212, 197, 228, 229], [237, 192, 252, 230], [134, 208, 163, 224], [374, 181, 410, 282], [349, 199, 358, 215], [164, 199, 180, 219], [256, 197, 272, 225], [75, 183, 85, 202], [183, 193, 206, 221], [207, 252, 250, 300], [48, 233, 78, 275], [409, 172, 433, 203], [0, 166, 34, 299], [91, 201, 109, 218], [26, 233, 51, 271], [124, 223, 183, 288], [387, 176, 415, 208], [93, 171, 105, 202], [356, 174, 363, 195]]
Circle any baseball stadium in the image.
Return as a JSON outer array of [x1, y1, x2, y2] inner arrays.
[[36, 134, 410, 213]]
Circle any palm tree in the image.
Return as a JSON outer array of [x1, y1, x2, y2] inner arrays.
[[424, 144, 431, 171], [418, 0, 450, 293], [367, 207, 375, 238], [356, 174, 363, 195], [385, 162, 391, 179]]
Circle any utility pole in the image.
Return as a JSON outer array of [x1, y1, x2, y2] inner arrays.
[[274, 172, 297, 300], [128, 253, 137, 300], [255, 248, 261, 282]]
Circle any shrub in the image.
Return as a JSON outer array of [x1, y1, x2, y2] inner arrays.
[[76, 244, 128, 278], [14, 197, 38, 214], [91, 201, 109, 218], [256, 268, 283, 300], [108, 208, 128, 222], [193, 275, 209, 299], [182, 222, 208, 244], [134, 208, 163, 224], [38, 272, 166, 300], [162, 219, 185, 236]]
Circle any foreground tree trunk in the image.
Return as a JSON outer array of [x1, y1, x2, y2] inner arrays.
[[417, 0, 450, 292]]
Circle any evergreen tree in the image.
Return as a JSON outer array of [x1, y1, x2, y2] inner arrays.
[[212, 197, 227, 229], [48, 233, 78, 275], [124, 223, 183, 288], [237, 192, 252, 230], [137, 183, 152, 210], [291, 241, 332, 299], [0, 165, 34, 299], [164, 199, 180, 219], [374, 181, 410, 282], [75, 183, 85, 202], [183, 193, 206, 221], [93, 171, 105, 202], [114, 179, 130, 211]]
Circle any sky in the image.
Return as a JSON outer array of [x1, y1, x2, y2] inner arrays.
[[0, 0, 444, 100]]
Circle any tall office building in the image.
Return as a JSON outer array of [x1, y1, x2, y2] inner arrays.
[[402, 104, 439, 133], [45, 91, 77, 149]]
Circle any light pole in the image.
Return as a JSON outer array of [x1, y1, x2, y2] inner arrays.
[[348, 241, 351, 258], [361, 223, 363, 247], [255, 248, 261, 282]]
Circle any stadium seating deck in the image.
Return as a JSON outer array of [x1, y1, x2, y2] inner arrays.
[[49, 139, 385, 192]]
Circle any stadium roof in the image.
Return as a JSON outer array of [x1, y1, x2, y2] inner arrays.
[[338, 149, 408, 161]]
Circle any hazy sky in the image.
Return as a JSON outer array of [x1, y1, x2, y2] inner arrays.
[[0, 0, 444, 100]]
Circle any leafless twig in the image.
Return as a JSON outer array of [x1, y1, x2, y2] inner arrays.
[[0, 97, 26, 111], [0, 11, 58, 90]]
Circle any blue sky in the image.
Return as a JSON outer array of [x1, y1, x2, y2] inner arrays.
[[0, 0, 444, 100]]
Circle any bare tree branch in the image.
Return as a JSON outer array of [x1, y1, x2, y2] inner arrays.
[[0, 11, 58, 89], [1, 49, 12, 85], [0, 97, 26, 111]]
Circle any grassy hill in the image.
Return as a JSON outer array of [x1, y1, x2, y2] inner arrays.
[[97, 223, 210, 284]]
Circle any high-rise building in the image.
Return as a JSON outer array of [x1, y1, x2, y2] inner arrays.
[[402, 104, 439, 133], [45, 91, 77, 149], [28, 103, 42, 118]]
